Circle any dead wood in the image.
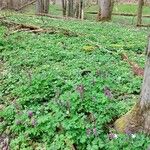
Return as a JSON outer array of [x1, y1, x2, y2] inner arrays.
[[36, 13, 81, 20], [0, 19, 79, 37], [86, 11, 150, 18], [15, 0, 36, 11], [137, 24, 150, 27]]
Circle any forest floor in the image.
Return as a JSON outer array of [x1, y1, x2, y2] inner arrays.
[[20, 3, 150, 25], [0, 9, 150, 150]]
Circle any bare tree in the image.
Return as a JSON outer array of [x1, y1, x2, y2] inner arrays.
[[98, 0, 114, 21], [36, 0, 49, 14], [62, 0, 67, 16], [7, 0, 14, 9], [0, 0, 3, 8], [68, 0, 74, 17], [115, 37, 150, 134], [137, 0, 144, 26], [43, 0, 49, 13], [75, 0, 84, 19]]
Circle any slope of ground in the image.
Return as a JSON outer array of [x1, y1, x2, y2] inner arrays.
[[0, 13, 150, 149]]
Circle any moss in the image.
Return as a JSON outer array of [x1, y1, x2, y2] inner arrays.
[[114, 103, 142, 133]]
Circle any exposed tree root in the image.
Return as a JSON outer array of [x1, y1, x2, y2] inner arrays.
[[114, 103, 143, 133], [0, 19, 80, 37], [114, 102, 150, 134], [115, 39, 150, 135]]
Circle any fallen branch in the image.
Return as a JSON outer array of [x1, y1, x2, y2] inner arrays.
[[86, 11, 150, 18], [0, 20, 39, 30], [36, 13, 81, 21], [0, 19, 80, 36], [137, 24, 150, 27], [15, 0, 36, 11]]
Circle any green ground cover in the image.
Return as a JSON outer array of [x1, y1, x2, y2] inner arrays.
[[0, 12, 150, 149]]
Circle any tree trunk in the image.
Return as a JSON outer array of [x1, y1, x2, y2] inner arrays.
[[0, 0, 3, 8], [99, 0, 114, 21], [137, 0, 144, 26], [43, 0, 49, 13], [7, 0, 14, 9], [75, 0, 84, 19], [79, 0, 84, 20], [68, 0, 74, 17], [36, 0, 49, 14], [114, 37, 150, 134], [62, 0, 67, 16], [36, 0, 43, 13], [75, 0, 80, 18]]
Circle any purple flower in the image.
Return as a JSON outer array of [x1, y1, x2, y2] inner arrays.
[[125, 129, 132, 135], [86, 128, 91, 137], [31, 119, 37, 127], [104, 87, 113, 99], [108, 133, 118, 140], [28, 110, 33, 118], [1, 137, 9, 150], [93, 128, 97, 136], [76, 84, 85, 99], [16, 120, 22, 125]]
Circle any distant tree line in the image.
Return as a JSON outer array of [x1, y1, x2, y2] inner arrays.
[[0, 0, 148, 25]]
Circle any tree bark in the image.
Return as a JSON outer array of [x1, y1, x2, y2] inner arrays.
[[43, 0, 49, 13], [62, 0, 67, 16], [36, 0, 49, 14], [0, 0, 3, 8], [75, 0, 80, 18], [79, 0, 84, 20], [137, 0, 144, 26], [99, 0, 114, 21], [7, 0, 14, 9], [75, 0, 84, 19], [114, 37, 150, 134], [68, 0, 74, 17]]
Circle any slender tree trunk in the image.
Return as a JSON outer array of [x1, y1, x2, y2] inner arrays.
[[36, 0, 43, 13], [7, 0, 14, 9], [62, 0, 67, 16], [43, 0, 49, 13], [139, 37, 150, 133], [68, 0, 74, 17], [36, 0, 49, 14], [75, 0, 84, 19], [137, 0, 144, 26], [75, 0, 80, 18], [79, 0, 84, 20], [0, 0, 3, 8], [114, 37, 150, 134], [99, 0, 114, 21]]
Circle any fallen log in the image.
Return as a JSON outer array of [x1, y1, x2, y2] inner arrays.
[[137, 24, 150, 27], [0, 20, 40, 30], [86, 11, 150, 18], [36, 13, 81, 20], [0, 19, 80, 37]]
